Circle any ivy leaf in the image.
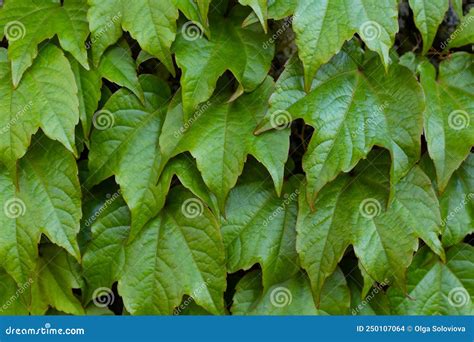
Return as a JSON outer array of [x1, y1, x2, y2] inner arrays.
[[239, 0, 268, 31], [0, 137, 81, 285], [19, 136, 82, 262], [420, 53, 474, 191], [174, 0, 211, 34], [388, 244, 473, 315], [409, 0, 449, 55], [0, 0, 89, 86], [173, 7, 274, 116], [82, 192, 129, 301], [231, 268, 349, 315], [297, 151, 444, 303], [222, 161, 301, 288], [30, 245, 84, 315], [258, 45, 424, 204], [98, 43, 144, 102], [159, 77, 289, 209], [0, 44, 79, 166], [87, 0, 178, 74], [293, 0, 399, 89], [0, 269, 29, 315], [67, 55, 102, 141], [119, 186, 227, 315], [87, 75, 170, 239], [421, 153, 474, 246], [447, 8, 474, 49]]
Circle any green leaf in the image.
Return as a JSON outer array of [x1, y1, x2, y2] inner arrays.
[[0, 0, 89, 86], [258, 45, 424, 204], [222, 161, 301, 288], [87, 0, 178, 74], [239, 0, 268, 31], [447, 8, 474, 49], [174, 7, 274, 116], [30, 245, 84, 315], [87, 75, 170, 239], [119, 186, 227, 315], [0, 44, 79, 166], [82, 192, 129, 301], [98, 43, 144, 102], [67, 55, 102, 141], [293, 0, 399, 89], [231, 268, 349, 315], [420, 53, 474, 191], [0, 269, 30, 315], [160, 77, 289, 209], [297, 151, 444, 303], [421, 153, 474, 246], [409, 0, 449, 54], [0, 137, 81, 285], [388, 244, 473, 315]]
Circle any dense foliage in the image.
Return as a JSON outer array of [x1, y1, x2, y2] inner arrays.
[[0, 0, 472, 315]]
